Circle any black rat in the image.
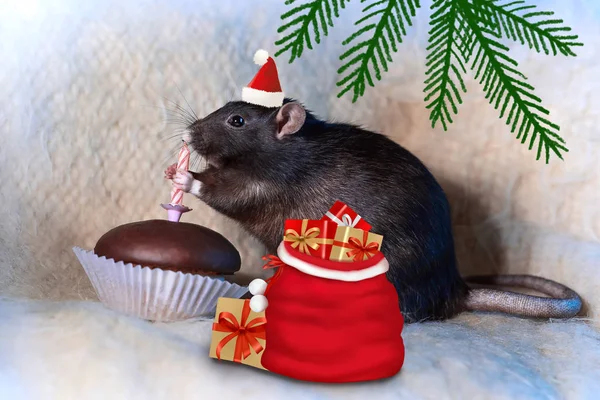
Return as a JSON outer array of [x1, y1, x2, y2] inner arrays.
[[165, 99, 582, 323]]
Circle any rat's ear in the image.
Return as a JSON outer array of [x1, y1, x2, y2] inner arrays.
[[275, 102, 306, 139]]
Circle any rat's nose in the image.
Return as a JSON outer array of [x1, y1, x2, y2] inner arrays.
[[185, 119, 204, 143]]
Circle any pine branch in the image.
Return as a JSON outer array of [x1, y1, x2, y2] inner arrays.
[[275, 0, 350, 62], [459, 0, 568, 163], [473, 0, 583, 56], [424, 0, 470, 130], [273, 0, 580, 163], [336, 0, 421, 102]]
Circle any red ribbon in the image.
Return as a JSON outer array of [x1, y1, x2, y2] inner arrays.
[[262, 254, 286, 271], [212, 299, 266, 363], [333, 230, 380, 262], [262, 254, 286, 295]]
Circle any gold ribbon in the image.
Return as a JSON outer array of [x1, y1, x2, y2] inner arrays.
[[283, 219, 334, 256]]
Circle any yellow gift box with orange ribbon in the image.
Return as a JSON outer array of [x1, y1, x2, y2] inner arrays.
[[330, 226, 384, 262], [283, 219, 335, 259], [209, 298, 267, 370]]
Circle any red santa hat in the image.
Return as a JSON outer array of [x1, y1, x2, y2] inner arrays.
[[241, 49, 285, 108]]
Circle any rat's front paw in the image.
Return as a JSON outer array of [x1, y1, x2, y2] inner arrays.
[[164, 163, 177, 179], [172, 169, 194, 192], [172, 169, 201, 196]]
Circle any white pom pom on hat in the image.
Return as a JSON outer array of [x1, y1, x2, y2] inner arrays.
[[250, 295, 269, 313], [253, 49, 270, 66]]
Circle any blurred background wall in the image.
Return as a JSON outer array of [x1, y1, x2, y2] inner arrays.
[[0, 0, 598, 322]]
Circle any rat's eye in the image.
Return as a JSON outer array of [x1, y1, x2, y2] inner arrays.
[[227, 115, 245, 128]]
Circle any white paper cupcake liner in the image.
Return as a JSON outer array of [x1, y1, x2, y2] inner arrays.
[[73, 247, 248, 322]]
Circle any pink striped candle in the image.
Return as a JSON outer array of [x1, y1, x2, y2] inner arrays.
[[161, 141, 192, 223], [170, 142, 190, 206]]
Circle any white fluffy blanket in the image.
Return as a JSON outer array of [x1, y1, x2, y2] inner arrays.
[[1, 298, 599, 400], [1, 0, 599, 398]]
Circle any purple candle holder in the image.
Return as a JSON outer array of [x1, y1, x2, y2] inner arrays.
[[160, 203, 192, 223]]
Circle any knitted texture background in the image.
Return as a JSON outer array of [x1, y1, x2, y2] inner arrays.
[[0, 0, 599, 397]]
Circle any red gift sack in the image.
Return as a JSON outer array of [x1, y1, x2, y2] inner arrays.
[[259, 241, 405, 383]]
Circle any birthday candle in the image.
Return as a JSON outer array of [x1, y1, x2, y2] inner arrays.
[[170, 142, 190, 205]]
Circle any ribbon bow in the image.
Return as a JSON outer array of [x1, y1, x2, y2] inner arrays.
[[212, 300, 266, 363], [283, 219, 333, 255], [262, 254, 286, 270], [346, 235, 380, 261], [333, 230, 380, 262], [261, 254, 286, 294], [325, 211, 362, 228]]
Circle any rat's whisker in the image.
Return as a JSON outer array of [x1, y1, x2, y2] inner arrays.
[[160, 142, 184, 167], [164, 106, 195, 126], [191, 151, 204, 172], [155, 101, 194, 129], [138, 103, 191, 128], [145, 85, 196, 124], [175, 83, 199, 121], [171, 104, 196, 125], [150, 101, 195, 128], [161, 105, 191, 119], [163, 116, 191, 129], [160, 131, 188, 142], [156, 125, 186, 142], [191, 152, 200, 171], [162, 118, 189, 129], [162, 96, 197, 125]]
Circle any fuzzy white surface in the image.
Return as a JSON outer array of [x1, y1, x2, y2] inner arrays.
[[0, 0, 599, 398], [0, 298, 599, 400]]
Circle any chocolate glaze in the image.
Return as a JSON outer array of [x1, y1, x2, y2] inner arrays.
[[94, 219, 241, 275]]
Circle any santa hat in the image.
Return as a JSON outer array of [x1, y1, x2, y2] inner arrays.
[[241, 49, 285, 108]]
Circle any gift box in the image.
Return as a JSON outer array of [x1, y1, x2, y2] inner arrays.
[[330, 226, 384, 262], [209, 297, 267, 370], [322, 200, 372, 231], [283, 219, 335, 259]]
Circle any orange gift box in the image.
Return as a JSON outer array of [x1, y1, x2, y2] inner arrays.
[[330, 226, 384, 262], [209, 298, 267, 370]]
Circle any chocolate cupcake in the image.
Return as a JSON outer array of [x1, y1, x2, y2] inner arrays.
[[94, 220, 242, 276], [73, 219, 248, 322]]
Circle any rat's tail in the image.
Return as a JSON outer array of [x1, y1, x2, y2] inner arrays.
[[463, 275, 582, 319]]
